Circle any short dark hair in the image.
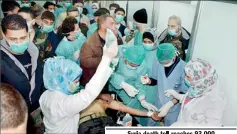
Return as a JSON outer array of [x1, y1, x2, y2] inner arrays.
[[1, 14, 28, 34], [98, 14, 114, 29], [0, 83, 28, 129], [82, 8, 88, 15], [67, 7, 79, 15], [73, 0, 84, 5], [115, 8, 125, 14], [31, 2, 36, 7], [109, 3, 120, 10], [43, 2, 56, 10], [19, 7, 37, 19], [1, 1, 20, 17], [94, 8, 109, 17], [31, 5, 44, 18], [61, 17, 78, 37], [41, 11, 55, 21]]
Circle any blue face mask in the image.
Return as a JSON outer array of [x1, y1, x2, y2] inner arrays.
[[9, 40, 29, 54], [143, 43, 154, 51], [65, 2, 72, 9], [21, 3, 30, 8], [168, 29, 177, 36], [75, 16, 81, 23], [185, 79, 200, 98], [77, 7, 83, 14], [42, 24, 54, 33], [115, 15, 124, 23]]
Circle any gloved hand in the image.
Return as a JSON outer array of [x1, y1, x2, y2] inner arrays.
[[105, 28, 117, 48], [151, 111, 163, 121], [110, 57, 119, 70], [164, 89, 185, 102], [120, 82, 139, 97], [140, 74, 151, 85], [158, 101, 174, 117], [73, 50, 80, 60], [140, 100, 158, 112], [103, 40, 118, 60]]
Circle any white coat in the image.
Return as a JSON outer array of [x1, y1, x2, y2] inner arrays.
[[173, 83, 226, 126], [39, 56, 113, 133]]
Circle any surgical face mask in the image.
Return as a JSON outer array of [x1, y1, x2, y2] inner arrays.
[[65, 2, 72, 9], [163, 60, 174, 67], [184, 79, 191, 87], [115, 15, 124, 23], [21, 3, 30, 8], [75, 16, 81, 23], [110, 10, 115, 15], [168, 29, 177, 36], [42, 24, 54, 33], [8, 39, 29, 54], [126, 64, 137, 70], [143, 43, 154, 51], [188, 87, 200, 98], [92, 9, 97, 14], [49, 10, 55, 13], [77, 7, 83, 14]]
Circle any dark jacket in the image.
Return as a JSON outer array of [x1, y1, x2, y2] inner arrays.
[[118, 24, 126, 37], [159, 27, 191, 60], [1, 39, 44, 112], [80, 31, 123, 90]]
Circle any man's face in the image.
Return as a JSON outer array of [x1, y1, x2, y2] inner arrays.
[[68, 11, 79, 18], [47, 5, 55, 12], [1, 114, 28, 134], [74, 3, 84, 8], [42, 19, 54, 26], [115, 11, 125, 16], [4, 29, 28, 44], [168, 19, 179, 32], [102, 17, 118, 35]]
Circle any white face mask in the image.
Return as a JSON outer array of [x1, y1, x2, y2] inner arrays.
[[163, 60, 174, 67]]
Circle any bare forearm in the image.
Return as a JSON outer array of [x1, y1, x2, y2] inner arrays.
[[108, 100, 148, 117]]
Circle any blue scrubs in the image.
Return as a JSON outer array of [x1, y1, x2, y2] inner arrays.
[[147, 58, 188, 126]]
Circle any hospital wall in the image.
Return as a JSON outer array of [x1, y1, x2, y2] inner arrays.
[[191, 1, 237, 126]]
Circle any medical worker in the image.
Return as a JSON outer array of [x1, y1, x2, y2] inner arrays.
[[132, 8, 148, 46], [55, 17, 86, 64], [109, 45, 158, 125], [139, 28, 160, 125], [39, 36, 119, 133], [141, 43, 188, 126], [165, 58, 226, 126]]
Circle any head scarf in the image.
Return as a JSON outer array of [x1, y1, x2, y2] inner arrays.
[[91, 3, 99, 9], [185, 58, 218, 95], [43, 57, 83, 95]]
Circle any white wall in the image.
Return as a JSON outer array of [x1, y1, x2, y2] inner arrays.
[[192, 1, 237, 126], [154, 1, 197, 35]]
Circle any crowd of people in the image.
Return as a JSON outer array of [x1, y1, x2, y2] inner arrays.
[[0, 0, 226, 134]]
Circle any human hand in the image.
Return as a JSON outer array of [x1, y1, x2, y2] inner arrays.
[[121, 82, 139, 97], [164, 89, 185, 102], [103, 40, 118, 59], [151, 111, 163, 121], [140, 100, 158, 112], [140, 74, 151, 85], [158, 101, 174, 117]]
